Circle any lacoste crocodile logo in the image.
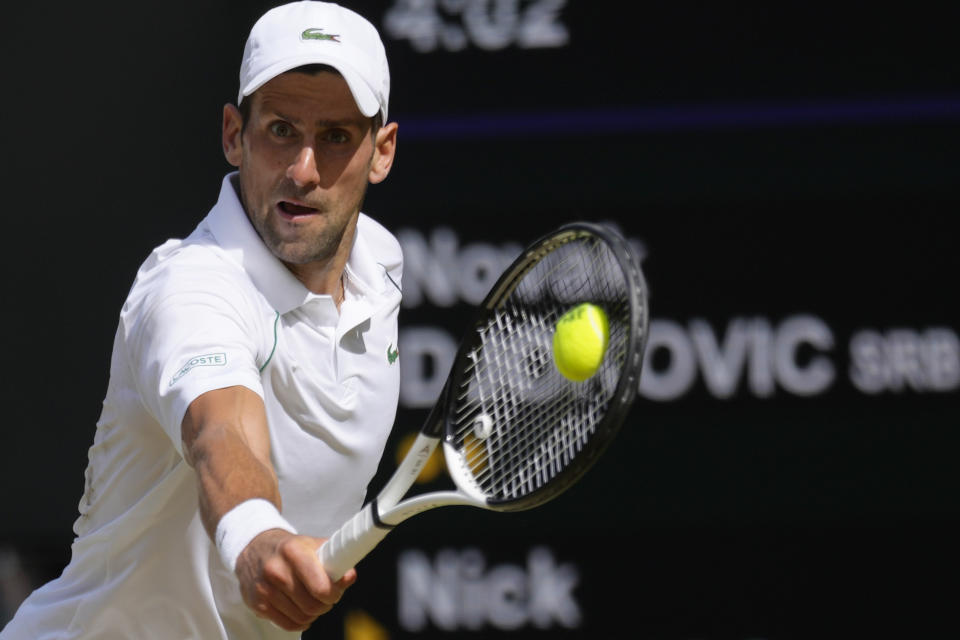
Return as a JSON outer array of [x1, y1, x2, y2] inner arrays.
[[301, 28, 341, 42], [387, 343, 399, 365]]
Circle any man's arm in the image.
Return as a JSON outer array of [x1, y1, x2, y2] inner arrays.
[[181, 385, 356, 632]]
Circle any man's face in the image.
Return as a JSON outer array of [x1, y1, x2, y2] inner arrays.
[[225, 71, 382, 272]]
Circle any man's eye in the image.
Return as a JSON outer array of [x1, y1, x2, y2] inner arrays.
[[326, 130, 350, 144], [270, 122, 293, 137]]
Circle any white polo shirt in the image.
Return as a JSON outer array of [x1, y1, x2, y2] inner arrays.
[[2, 174, 403, 640]]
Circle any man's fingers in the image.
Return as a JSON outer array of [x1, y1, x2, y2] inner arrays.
[[259, 551, 328, 617], [249, 596, 312, 633], [252, 576, 331, 630], [282, 536, 350, 606], [262, 536, 349, 619], [336, 568, 358, 589], [263, 564, 332, 618], [237, 531, 355, 631]]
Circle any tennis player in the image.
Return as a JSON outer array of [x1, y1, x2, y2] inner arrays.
[[1, 2, 401, 638]]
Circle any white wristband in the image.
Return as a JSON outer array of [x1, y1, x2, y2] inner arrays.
[[215, 498, 297, 573]]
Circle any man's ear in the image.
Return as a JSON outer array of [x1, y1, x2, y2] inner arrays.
[[223, 103, 244, 167], [368, 122, 398, 184]]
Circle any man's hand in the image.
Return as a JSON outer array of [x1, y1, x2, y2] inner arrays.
[[235, 529, 357, 632], [182, 387, 356, 630]]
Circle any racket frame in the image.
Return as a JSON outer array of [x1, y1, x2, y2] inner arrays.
[[318, 222, 648, 580], [438, 222, 649, 511]]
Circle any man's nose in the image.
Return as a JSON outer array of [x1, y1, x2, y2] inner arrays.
[[286, 146, 321, 188]]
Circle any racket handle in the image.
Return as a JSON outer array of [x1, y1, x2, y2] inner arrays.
[[318, 502, 391, 581]]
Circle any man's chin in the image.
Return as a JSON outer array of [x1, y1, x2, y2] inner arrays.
[[266, 238, 340, 267], [260, 214, 353, 267], [269, 246, 319, 266]]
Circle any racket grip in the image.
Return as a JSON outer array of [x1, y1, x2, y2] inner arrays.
[[318, 502, 392, 581]]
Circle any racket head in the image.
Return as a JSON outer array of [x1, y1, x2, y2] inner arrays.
[[435, 222, 649, 511]]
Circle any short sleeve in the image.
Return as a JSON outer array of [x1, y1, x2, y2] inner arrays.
[[123, 263, 268, 455]]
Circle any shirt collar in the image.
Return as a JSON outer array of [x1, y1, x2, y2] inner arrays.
[[204, 173, 394, 318], [205, 173, 310, 314]]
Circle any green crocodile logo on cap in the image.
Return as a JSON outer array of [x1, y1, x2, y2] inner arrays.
[[301, 28, 340, 42], [387, 343, 399, 365]]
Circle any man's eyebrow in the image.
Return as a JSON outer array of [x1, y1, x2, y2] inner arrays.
[[264, 109, 365, 129], [265, 109, 301, 125], [314, 117, 367, 128]]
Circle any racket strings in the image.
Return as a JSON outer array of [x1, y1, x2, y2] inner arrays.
[[464, 285, 621, 493], [459, 356, 612, 495], [450, 233, 633, 502]]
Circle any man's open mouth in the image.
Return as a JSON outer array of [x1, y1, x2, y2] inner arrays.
[[278, 201, 318, 216]]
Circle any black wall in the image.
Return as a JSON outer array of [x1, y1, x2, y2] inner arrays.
[[3, 2, 959, 638]]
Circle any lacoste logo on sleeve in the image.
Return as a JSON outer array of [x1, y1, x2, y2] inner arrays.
[[301, 28, 341, 42], [169, 353, 227, 387], [387, 343, 399, 365]]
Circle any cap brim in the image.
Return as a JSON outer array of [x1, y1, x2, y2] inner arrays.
[[239, 53, 380, 119]]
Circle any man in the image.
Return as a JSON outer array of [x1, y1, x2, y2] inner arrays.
[[1, 2, 401, 637]]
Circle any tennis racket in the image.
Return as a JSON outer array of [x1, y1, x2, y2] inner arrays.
[[318, 221, 649, 580]]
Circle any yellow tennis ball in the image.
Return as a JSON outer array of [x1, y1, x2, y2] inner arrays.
[[552, 303, 610, 381]]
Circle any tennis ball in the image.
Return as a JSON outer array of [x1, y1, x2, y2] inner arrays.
[[552, 303, 610, 381]]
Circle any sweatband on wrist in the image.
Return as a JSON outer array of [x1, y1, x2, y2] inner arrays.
[[215, 498, 297, 573]]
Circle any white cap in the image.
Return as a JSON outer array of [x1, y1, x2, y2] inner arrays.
[[238, 1, 390, 122]]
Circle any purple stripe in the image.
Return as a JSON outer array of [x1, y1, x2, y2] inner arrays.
[[394, 96, 960, 140]]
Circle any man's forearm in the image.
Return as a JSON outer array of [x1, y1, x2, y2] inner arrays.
[[181, 386, 280, 539], [188, 421, 282, 538]]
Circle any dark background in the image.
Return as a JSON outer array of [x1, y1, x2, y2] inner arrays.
[[2, 2, 959, 638]]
